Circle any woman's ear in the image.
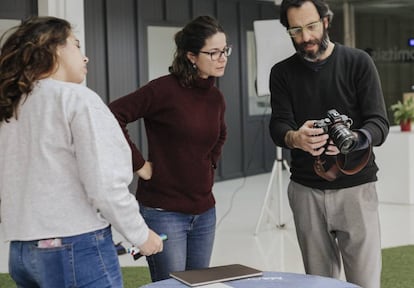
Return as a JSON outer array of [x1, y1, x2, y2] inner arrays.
[[186, 51, 196, 65]]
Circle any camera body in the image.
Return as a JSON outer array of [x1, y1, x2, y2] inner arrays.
[[313, 109, 357, 154]]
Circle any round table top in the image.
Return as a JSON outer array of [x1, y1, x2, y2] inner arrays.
[[141, 271, 361, 288]]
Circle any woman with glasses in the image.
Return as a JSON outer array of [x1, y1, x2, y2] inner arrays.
[[109, 15, 229, 282]]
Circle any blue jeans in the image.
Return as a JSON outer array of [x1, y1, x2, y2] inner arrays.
[[140, 205, 216, 282], [9, 226, 123, 288]]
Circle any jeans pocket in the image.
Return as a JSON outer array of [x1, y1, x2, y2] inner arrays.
[[34, 243, 75, 288]]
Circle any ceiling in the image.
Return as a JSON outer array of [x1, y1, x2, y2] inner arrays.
[[268, 0, 414, 5], [328, 0, 414, 5], [265, 0, 414, 18], [329, 0, 414, 18], [328, 0, 414, 9]]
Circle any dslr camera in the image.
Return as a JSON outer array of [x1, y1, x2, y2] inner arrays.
[[313, 109, 357, 154]]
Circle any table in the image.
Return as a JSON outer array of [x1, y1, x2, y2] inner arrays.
[[141, 271, 361, 288], [375, 125, 414, 204]]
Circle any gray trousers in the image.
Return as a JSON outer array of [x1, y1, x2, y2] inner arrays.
[[288, 181, 381, 288]]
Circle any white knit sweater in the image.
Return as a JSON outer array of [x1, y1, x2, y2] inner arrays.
[[0, 78, 148, 246]]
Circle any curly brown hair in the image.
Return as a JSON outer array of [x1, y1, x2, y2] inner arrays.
[[0, 16, 72, 123]]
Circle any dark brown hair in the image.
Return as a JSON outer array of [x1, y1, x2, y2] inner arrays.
[[169, 15, 225, 87], [279, 0, 333, 28], [0, 16, 72, 123]]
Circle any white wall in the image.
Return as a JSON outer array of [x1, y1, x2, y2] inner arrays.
[[38, 0, 85, 56]]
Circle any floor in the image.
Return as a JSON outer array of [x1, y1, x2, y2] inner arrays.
[[1, 170, 414, 277]]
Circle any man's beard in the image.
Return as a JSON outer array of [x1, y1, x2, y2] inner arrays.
[[294, 28, 330, 61]]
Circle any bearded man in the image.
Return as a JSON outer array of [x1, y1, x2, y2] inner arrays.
[[268, 1, 389, 288]]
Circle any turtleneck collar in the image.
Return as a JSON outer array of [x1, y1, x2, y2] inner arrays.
[[194, 77, 216, 89]]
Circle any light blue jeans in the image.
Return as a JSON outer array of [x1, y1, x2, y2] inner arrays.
[[140, 205, 216, 282], [9, 226, 123, 288]]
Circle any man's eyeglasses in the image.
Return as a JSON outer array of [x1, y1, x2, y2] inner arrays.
[[199, 46, 232, 61], [287, 19, 323, 38]]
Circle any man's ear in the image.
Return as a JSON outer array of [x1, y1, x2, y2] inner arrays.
[[324, 12, 332, 29], [323, 17, 330, 29]]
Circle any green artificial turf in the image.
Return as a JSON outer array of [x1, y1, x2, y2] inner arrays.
[[0, 246, 413, 287], [122, 266, 151, 287], [381, 245, 414, 288], [0, 273, 14, 288]]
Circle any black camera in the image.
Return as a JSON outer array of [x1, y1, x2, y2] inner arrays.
[[313, 109, 357, 154]]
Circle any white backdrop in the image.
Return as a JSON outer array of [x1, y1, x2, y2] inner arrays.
[[253, 19, 295, 97], [147, 26, 181, 81]]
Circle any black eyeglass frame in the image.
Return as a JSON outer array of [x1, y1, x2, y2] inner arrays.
[[199, 46, 232, 61]]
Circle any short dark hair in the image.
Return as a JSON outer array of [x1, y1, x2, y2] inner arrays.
[[279, 0, 333, 28], [169, 15, 225, 87]]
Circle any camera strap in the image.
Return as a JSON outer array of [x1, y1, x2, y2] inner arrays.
[[313, 144, 372, 181]]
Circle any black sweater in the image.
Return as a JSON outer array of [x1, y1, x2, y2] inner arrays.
[[269, 43, 389, 189]]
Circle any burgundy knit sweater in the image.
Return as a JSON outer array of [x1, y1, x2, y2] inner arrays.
[[109, 74, 226, 214]]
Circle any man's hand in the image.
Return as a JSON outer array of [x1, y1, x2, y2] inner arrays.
[[324, 139, 340, 156], [136, 161, 153, 180], [285, 120, 329, 156]]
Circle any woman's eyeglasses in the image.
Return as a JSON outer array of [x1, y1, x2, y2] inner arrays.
[[199, 46, 232, 61]]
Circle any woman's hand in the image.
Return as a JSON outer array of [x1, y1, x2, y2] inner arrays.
[[138, 229, 163, 256], [136, 161, 153, 180]]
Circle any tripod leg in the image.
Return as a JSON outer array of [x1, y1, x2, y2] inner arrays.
[[254, 159, 278, 235], [276, 158, 285, 228], [254, 147, 289, 235]]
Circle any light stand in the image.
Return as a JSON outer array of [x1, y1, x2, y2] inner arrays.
[[254, 146, 290, 235]]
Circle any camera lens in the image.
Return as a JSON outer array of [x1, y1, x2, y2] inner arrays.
[[329, 124, 357, 154], [340, 137, 356, 152]]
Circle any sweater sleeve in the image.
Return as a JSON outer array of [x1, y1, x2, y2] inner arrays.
[[353, 51, 389, 146], [71, 91, 149, 246], [108, 84, 156, 172], [269, 61, 298, 148]]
